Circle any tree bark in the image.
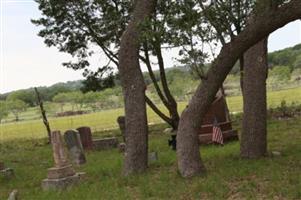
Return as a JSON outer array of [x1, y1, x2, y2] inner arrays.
[[241, 38, 268, 158], [177, 0, 301, 177], [118, 0, 156, 176], [84, 0, 180, 131], [239, 56, 244, 92]]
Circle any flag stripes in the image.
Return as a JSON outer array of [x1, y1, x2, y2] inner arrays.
[[212, 118, 224, 144]]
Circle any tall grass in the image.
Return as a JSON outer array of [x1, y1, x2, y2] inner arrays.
[[0, 118, 301, 199]]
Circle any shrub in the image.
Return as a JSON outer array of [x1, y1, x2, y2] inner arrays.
[[269, 66, 291, 82], [269, 100, 301, 119]]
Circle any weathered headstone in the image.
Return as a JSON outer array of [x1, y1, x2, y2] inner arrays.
[[164, 128, 173, 134], [271, 151, 282, 157], [117, 116, 126, 142], [64, 130, 86, 165], [0, 162, 14, 179], [42, 131, 83, 190], [7, 189, 18, 200], [93, 137, 119, 151], [76, 127, 93, 150], [148, 152, 158, 162], [118, 143, 126, 153]]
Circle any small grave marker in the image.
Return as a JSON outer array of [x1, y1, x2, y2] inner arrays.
[[118, 143, 126, 153], [7, 189, 18, 200], [148, 152, 158, 162], [64, 130, 86, 165], [117, 116, 126, 142], [0, 162, 14, 179]]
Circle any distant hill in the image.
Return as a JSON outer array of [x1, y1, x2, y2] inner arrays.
[[269, 43, 301, 70], [0, 80, 83, 102], [1, 43, 300, 102]]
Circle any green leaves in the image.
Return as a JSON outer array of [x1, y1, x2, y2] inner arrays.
[[33, 0, 131, 72], [0, 101, 9, 123], [6, 99, 28, 121], [81, 66, 116, 93]]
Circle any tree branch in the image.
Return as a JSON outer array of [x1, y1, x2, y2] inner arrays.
[[140, 43, 170, 108], [145, 95, 173, 126]]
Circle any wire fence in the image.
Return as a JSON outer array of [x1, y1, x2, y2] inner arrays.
[[1, 85, 301, 142], [0, 108, 165, 142]]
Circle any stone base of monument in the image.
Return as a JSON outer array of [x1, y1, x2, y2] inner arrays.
[[42, 173, 83, 190], [47, 165, 75, 179], [93, 137, 119, 151], [0, 168, 14, 179], [42, 164, 85, 190]]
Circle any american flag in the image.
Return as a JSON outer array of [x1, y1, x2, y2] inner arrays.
[[212, 118, 223, 144]]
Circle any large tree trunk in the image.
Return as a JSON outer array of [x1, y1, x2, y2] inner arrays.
[[239, 57, 244, 92], [177, 1, 301, 177], [118, 0, 156, 176], [241, 38, 268, 158]]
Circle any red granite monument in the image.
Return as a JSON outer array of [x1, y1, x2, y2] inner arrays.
[[198, 94, 238, 144], [76, 126, 93, 150]]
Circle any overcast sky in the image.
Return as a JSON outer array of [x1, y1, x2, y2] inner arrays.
[[1, 0, 301, 94]]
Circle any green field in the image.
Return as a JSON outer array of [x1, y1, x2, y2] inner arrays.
[[0, 87, 300, 141], [0, 117, 301, 199]]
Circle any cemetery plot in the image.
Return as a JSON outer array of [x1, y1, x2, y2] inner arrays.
[[42, 131, 84, 190]]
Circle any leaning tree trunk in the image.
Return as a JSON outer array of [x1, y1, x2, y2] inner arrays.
[[35, 87, 52, 143], [118, 0, 156, 176], [241, 38, 268, 158], [177, 1, 301, 177]]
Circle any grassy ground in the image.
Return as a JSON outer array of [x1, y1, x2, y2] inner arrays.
[[0, 117, 301, 199], [227, 87, 301, 113], [1, 87, 300, 141]]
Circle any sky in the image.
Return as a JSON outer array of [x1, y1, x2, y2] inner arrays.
[[0, 0, 300, 94]]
